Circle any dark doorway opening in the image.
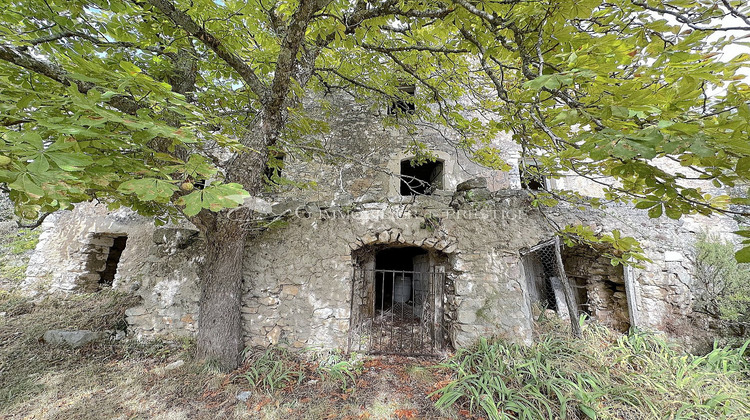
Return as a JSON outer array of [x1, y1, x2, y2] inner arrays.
[[523, 242, 631, 333], [375, 247, 428, 310], [350, 244, 452, 355], [400, 159, 444, 196], [99, 236, 127, 286]]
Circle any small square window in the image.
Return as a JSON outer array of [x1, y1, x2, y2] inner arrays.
[[401, 158, 443, 196], [388, 84, 416, 115], [520, 161, 547, 191]]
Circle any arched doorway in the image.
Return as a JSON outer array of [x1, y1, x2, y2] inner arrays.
[[349, 244, 450, 355]]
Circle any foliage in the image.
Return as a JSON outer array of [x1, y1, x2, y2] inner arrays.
[[693, 232, 750, 324], [2, 0, 750, 368], [560, 224, 651, 267], [316, 351, 364, 392], [433, 322, 750, 420], [0, 0, 748, 224], [241, 347, 307, 393]]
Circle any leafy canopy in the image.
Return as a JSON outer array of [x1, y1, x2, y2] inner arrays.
[[0, 0, 749, 252]]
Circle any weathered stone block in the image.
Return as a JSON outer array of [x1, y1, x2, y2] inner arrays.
[[42, 330, 103, 348], [456, 178, 487, 191]]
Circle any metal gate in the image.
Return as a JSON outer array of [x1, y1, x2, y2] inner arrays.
[[348, 267, 445, 355]]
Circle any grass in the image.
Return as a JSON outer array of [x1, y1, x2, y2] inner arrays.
[[432, 315, 750, 420], [1, 290, 748, 419], [0, 227, 40, 287], [0, 290, 241, 419]]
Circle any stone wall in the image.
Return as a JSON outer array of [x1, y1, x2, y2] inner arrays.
[[18, 92, 743, 350], [24, 202, 202, 338], [241, 191, 551, 351]]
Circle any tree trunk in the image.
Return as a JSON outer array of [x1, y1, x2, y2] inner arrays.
[[195, 217, 248, 370]]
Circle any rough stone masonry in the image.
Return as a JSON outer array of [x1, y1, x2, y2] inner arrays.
[[22, 93, 739, 352]]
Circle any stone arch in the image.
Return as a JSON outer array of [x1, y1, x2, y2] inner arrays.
[[348, 229, 459, 355], [348, 228, 458, 255]]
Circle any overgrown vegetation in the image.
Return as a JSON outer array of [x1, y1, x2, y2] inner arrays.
[[241, 346, 307, 392], [433, 317, 750, 420], [240, 347, 365, 395], [0, 226, 40, 286], [2, 290, 748, 419], [693, 232, 750, 328], [0, 291, 239, 419]]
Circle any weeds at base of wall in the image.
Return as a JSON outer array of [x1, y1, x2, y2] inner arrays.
[[238, 347, 365, 394], [431, 317, 750, 420]]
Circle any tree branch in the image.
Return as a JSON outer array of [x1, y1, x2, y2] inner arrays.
[[143, 0, 268, 99], [0, 45, 140, 114], [23, 30, 177, 57], [16, 211, 51, 229]]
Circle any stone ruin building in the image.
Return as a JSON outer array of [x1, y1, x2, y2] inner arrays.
[[21, 94, 739, 354]]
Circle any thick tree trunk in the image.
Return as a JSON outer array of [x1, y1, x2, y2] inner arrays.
[[195, 218, 248, 370]]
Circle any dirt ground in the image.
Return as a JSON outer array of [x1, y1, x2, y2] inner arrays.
[[0, 292, 464, 419]]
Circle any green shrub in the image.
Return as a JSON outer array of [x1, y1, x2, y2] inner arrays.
[[693, 232, 750, 324], [241, 347, 306, 393], [433, 322, 750, 420], [316, 351, 363, 392]]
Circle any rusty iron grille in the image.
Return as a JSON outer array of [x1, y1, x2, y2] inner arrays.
[[348, 268, 445, 356]]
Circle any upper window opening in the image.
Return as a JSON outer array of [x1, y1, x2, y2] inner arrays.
[[265, 152, 285, 184], [388, 84, 416, 115], [400, 158, 444, 196], [520, 161, 546, 191]]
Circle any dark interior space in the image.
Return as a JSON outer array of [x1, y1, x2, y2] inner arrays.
[[375, 247, 427, 310], [99, 236, 127, 286], [538, 253, 559, 311], [264, 153, 285, 184], [520, 164, 545, 191], [388, 84, 416, 115], [400, 159, 443, 196]]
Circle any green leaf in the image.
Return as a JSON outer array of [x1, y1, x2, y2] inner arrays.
[[176, 183, 249, 216], [634, 201, 656, 209], [47, 152, 94, 171], [27, 155, 49, 173], [735, 246, 750, 263], [179, 190, 204, 217], [665, 206, 681, 220], [579, 404, 597, 419], [736, 157, 750, 177], [9, 173, 45, 199], [118, 178, 178, 202], [648, 205, 663, 218]]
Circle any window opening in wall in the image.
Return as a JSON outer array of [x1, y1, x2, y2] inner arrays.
[[350, 245, 451, 356], [79, 233, 128, 291], [100, 236, 127, 286], [400, 158, 444, 196], [562, 245, 630, 332], [388, 84, 416, 115], [520, 161, 546, 191], [523, 242, 631, 333], [265, 152, 285, 184]]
